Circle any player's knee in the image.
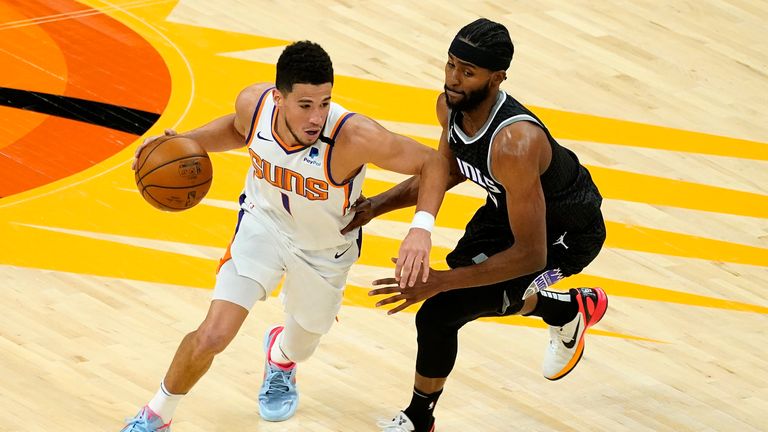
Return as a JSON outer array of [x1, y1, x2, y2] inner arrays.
[[193, 324, 236, 355], [415, 303, 438, 331], [415, 295, 460, 331]]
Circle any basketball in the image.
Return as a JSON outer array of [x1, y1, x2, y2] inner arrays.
[[134, 136, 213, 212]]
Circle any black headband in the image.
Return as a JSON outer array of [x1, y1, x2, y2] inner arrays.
[[448, 37, 510, 71]]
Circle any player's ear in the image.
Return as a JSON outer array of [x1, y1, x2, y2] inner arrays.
[[272, 88, 283, 106], [491, 70, 506, 87]]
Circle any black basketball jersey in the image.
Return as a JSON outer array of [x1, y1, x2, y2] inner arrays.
[[448, 91, 602, 236]]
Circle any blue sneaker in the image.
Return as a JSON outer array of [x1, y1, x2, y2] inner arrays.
[[121, 406, 171, 431], [258, 325, 298, 422]]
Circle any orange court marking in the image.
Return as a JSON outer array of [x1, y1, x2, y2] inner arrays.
[[0, 0, 171, 197]]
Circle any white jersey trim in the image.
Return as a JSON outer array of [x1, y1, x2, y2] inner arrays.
[[244, 86, 275, 146], [453, 91, 507, 144]]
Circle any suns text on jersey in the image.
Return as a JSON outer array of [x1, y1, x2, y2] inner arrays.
[[249, 149, 329, 200]]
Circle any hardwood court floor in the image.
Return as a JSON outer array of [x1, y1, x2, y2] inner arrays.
[[0, 1, 766, 431]]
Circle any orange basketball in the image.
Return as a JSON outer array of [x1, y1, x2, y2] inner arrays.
[[134, 136, 213, 211]]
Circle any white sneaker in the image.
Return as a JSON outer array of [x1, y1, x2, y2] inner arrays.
[[377, 411, 435, 432], [542, 287, 608, 380]]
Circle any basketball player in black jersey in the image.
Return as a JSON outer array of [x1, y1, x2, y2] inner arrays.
[[342, 18, 609, 432]]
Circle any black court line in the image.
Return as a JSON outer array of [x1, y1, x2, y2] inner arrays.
[[0, 87, 161, 135]]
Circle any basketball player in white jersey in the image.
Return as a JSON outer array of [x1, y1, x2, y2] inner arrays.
[[122, 41, 448, 431]]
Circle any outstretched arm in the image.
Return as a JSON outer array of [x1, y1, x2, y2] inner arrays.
[[370, 121, 550, 314], [340, 94, 465, 231], [336, 113, 450, 287]]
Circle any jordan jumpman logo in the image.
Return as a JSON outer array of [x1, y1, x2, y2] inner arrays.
[[553, 232, 568, 249]]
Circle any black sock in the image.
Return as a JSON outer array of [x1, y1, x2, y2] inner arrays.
[[404, 387, 442, 431], [525, 289, 578, 327]]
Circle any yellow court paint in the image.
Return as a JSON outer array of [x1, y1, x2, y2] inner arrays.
[[0, 0, 764, 354]]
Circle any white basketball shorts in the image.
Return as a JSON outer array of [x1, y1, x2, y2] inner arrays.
[[213, 205, 360, 334]]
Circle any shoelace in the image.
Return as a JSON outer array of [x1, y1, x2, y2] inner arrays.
[[122, 417, 149, 431], [123, 410, 170, 431], [264, 367, 292, 395], [123, 411, 147, 428]]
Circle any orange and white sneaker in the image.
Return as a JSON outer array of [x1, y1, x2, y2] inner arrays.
[[543, 287, 608, 380]]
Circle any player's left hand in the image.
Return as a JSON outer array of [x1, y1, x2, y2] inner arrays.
[[369, 267, 445, 315], [395, 228, 431, 288], [340, 195, 375, 234]]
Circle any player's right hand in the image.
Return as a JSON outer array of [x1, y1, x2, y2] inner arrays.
[[131, 129, 177, 170], [395, 227, 431, 288], [340, 195, 376, 234]]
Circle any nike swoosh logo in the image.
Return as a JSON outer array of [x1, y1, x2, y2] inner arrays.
[[563, 319, 580, 349], [256, 130, 272, 141], [334, 245, 353, 259]]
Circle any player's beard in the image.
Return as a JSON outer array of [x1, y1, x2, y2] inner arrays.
[[285, 117, 317, 147], [444, 80, 492, 112]]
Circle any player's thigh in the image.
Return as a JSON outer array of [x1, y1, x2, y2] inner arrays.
[[547, 214, 606, 276], [281, 246, 354, 335], [218, 211, 287, 308], [212, 259, 273, 311]]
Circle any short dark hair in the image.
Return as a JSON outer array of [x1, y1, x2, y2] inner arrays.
[[456, 18, 514, 70], [275, 41, 334, 93]]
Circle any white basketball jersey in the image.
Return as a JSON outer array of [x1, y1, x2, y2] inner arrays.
[[241, 87, 365, 250]]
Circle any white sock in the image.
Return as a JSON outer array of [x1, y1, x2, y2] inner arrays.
[[147, 381, 183, 424], [269, 332, 293, 366]]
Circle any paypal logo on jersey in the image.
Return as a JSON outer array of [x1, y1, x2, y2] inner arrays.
[[456, 157, 502, 206], [303, 147, 322, 166]]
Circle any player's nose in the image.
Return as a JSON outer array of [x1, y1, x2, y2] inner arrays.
[[446, 68, 461, 87], [309, 110, 324, 126]]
